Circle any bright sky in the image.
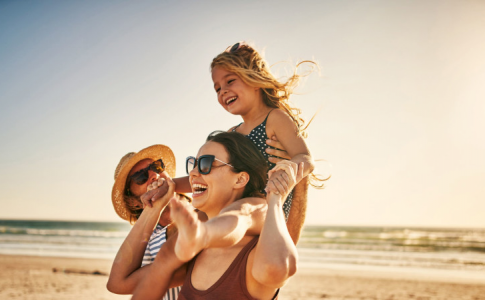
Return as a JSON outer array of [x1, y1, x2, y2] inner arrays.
[[1, 0, 484, 228]]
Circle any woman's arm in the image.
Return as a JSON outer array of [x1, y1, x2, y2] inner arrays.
[[106, 178, 175, 294], [131, 232, 187, 300], [140, 175, 192, 208], [286, 175, 309, 244], [173, 176, 192, 193], [268, 160, 309, 244], [251, 162, 302, 288], [266, 135, 291, 163], [265, 135, 309, 244]]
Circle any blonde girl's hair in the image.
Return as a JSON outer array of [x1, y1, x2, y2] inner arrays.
[[211, 42, 328, 188], [211, 43, 312, 136]]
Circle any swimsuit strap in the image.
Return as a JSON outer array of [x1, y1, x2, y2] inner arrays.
[[233, 109, 273, 133], [232, 122, 243, 132], [263, 109, 274, 124]]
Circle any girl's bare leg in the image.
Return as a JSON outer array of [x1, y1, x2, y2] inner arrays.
[[170, 198, 208, 262]]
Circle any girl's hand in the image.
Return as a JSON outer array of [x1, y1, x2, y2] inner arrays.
[[266, 135, 291, 163], [265, 161, 304, 200]]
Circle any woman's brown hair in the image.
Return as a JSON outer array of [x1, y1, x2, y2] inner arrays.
[[206, 131, 268, 198]]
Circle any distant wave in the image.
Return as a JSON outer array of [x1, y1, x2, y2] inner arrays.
[[0, 226, 129, 238], [299, 226, 485, 253]]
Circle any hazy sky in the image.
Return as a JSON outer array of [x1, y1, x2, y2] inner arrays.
[[1, 0, 484, 228]]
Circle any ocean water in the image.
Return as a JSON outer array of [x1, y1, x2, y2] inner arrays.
[[1, 220, 484, 281], [298, 225, 485, 282], [0, 220, 130, 259]]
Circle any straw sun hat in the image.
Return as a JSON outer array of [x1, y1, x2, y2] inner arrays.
[[112, 144, 176, 221]]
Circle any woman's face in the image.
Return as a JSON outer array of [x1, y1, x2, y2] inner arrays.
[[128, 159, 159, 197], [189, 141, 242, 217]]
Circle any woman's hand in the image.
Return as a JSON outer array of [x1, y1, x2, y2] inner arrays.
[[147, 177, 165, 192], [266, 135, 291, 164], [152, 176, 176, 211], [265, 161, 304, 201]]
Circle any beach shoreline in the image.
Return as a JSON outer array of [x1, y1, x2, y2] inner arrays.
[[1, 254, 485, 300]]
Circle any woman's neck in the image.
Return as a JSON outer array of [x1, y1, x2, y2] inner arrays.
[[205, 192, 244, 220]]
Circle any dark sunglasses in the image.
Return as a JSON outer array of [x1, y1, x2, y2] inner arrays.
[[186, 155, 233, 175], [129, 159, 165, 185]]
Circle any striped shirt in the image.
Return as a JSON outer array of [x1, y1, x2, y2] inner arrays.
[[141, 224, 181, 300]]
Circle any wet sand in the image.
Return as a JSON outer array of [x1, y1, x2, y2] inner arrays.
[[1, 254, 485, 300]]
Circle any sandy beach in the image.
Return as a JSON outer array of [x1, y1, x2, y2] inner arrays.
[[1, 254, 485, 300]]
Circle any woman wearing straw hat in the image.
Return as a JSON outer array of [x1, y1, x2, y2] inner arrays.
[[108, 144, 196, 300]]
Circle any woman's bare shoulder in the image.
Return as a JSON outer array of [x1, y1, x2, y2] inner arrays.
[[220, 197, 267, 214]]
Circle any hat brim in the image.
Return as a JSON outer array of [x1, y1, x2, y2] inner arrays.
[[111, 145, 176, 221]]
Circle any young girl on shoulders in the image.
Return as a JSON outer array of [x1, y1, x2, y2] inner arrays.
[[211, 41, 322, 223]]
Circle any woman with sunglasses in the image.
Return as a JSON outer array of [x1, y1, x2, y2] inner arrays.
[[141, 137, 309, 246], [132, 131, 302, 300], [108, 144, 197, 300]]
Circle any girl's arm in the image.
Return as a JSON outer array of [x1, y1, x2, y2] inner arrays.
[[251, 162, 302, 288], [267, 109, 315, 178], [106, 179, 174, 294]]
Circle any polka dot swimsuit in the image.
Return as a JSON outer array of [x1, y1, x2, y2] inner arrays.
[[233, 111, 294, 220]]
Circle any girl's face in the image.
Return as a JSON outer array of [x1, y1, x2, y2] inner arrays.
[[189, 141, 243, 217], [211, 67, 261, 116], [128, 159, 159, 197]]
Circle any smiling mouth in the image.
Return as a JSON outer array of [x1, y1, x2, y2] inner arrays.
[[226, 96, 237, 105], [192, 183, 208, 196]]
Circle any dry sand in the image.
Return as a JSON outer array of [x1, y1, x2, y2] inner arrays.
[[0, 254, 129, 300], [279, 268, 485, 300], [1, 254, 485, 300]]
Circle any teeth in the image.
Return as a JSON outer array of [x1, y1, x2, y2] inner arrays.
[[226, 97, 237, 105], [192, 183, 208, 194], [193, 183, 207, 189]]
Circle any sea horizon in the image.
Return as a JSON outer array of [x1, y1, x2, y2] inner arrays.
[[1, 217, 483, 230], [1, 219, 484, 283]]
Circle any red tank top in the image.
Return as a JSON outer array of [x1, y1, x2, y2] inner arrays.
[[178, 237, 279, 300]]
